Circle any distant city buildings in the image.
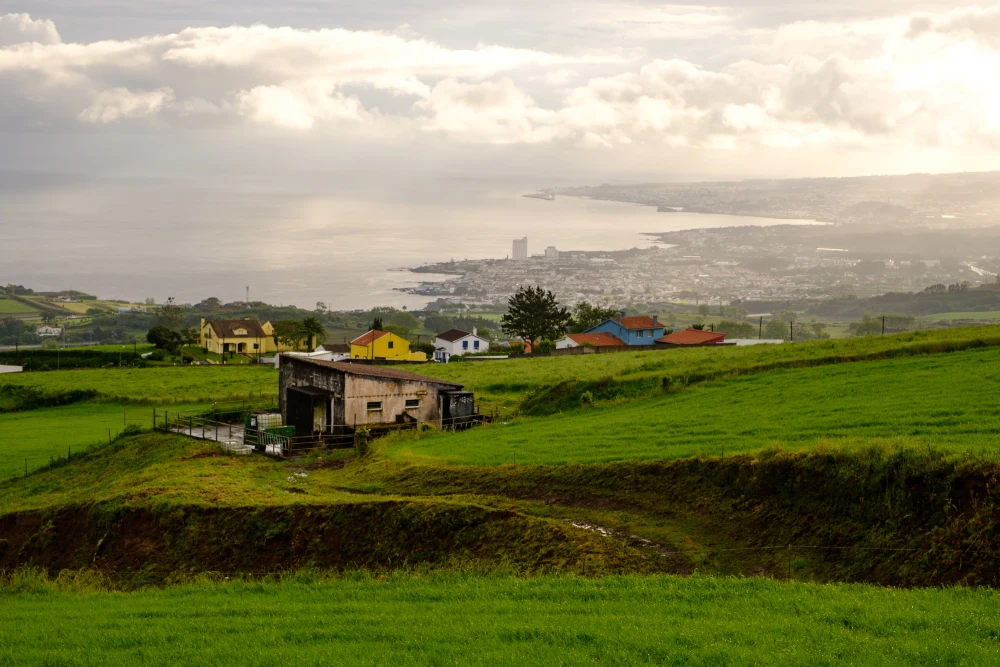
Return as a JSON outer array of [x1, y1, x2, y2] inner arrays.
[[544, 246, 559, 259], [512, 237, 528, 261]]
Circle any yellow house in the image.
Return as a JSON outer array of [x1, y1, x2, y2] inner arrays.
[[199, 318, 312, 355], [350, 330, 426, 362]]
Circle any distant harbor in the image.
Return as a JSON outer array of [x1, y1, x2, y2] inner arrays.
[[523, 192, 555, 201]]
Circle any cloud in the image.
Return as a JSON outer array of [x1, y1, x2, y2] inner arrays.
[[4, 5, 1000, 154], [78, 87, 174, 124], [0, 13, 60, 46]]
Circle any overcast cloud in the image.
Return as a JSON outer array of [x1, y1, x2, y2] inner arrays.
[[1, 1, 999, 181]]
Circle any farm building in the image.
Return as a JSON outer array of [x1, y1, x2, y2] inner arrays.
[[278, 356, 474, 436], [657, 329, 727, 347]]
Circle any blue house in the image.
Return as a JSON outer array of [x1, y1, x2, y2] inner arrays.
[[585, 314, 665, 346]]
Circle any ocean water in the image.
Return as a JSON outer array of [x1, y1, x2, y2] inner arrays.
[[0, 178, 814, 310]]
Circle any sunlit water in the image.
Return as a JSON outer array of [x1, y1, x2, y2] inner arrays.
[[1, 179, 815, 310]]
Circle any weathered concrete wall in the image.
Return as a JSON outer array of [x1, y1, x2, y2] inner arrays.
[[344, 375, 443, 427], [279, 358, 345, 423]]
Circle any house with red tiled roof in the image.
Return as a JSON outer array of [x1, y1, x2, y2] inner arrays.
[[350, 330, 426, 362], [657, 329, 727, 347], [555, 332, 628, 350], [584, 313, 666, 346]]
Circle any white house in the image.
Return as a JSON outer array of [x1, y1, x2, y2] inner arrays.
[[433, 328, 490, 362], [35, 325, 63, 337]]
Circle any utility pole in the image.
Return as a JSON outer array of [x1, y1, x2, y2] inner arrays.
[[790, 321, 794, 342], [882, 315, 886, 335], [759, 317, 763, 339], [246, 285, 250, 304]]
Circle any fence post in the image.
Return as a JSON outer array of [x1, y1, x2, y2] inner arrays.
[[787, 544, 792, 581], [189, 416, 193, 436]]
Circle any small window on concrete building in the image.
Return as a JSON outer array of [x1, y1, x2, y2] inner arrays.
[[367, 401, 383, 411], [405, 399, 420, 409]]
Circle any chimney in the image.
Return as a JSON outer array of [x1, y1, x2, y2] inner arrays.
[[473, 327, 478, 337], [618, 310, 626, 323], [200, 317, 205, 330], [652, 315, 658, 327]]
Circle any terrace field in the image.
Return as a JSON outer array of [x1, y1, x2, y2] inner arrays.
[[0, 298, 38, 314], [391, 346, 1000, 465], [3, 574, 998, 667], [419, 325, 1000, 412]]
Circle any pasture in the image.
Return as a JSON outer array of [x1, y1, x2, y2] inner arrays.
[[420, 326, 1000, 410], [392, 346, 1000, 465], [1, 574, 998, 666], [0, 402, 217, 480], [0, 365, 278, 403], [0, 299, 38, 314], [921, 311, 1000, 321]]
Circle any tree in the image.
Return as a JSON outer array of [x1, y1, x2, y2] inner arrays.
[[501, 286, 572, 344], [764, 319, 790, 341], [697, 304, 710, 317], [717, 319, 756, 338], [41, 314, 59, 326], [852, 314, 883, 337], [570, 302, 619, 333], [273, 320, 306, 350], [370, 316, 385, 331], [156, 300, 186, 331], [300, 316, 326, 352], [86, 307, 106, 318], [146, 326, 183, 354], [315, 302, 328, 314], [389, 311, 421, 330]]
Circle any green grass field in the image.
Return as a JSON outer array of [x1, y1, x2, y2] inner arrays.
[[392, 346, 1000, 465], [0, 299, 38, 314], [61, 344, 157, 353], [0, 402, 225, 480], [2, 574, 998, 666], [921, 311, 1000, 321], [419, 326, 1000, 410], [0, 366, 278, 403]]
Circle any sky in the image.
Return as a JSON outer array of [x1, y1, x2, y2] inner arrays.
[[2, 1, 1000, 185]]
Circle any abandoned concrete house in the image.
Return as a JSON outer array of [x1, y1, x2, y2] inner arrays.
[[278, 356, 475, 436]]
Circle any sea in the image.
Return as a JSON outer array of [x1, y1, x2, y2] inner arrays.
[[1, 178, 816, 310]]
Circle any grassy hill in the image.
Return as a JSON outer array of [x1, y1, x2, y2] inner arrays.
[[4, 326, 1000, 662], [419, 326, 1000, 412], [3, 574, 998, 666], [1, 365, 277, 403], [391, 346, 1000, 465]]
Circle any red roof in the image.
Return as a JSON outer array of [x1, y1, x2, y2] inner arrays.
[[565, 332, 627, 347], [619, 316, 659, 330], [657, 329, 727, 345], [351, 330, 389, 346]]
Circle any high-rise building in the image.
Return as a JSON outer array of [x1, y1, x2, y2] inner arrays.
[[544, 246, 559, 259], [512, 237, 528, 261]]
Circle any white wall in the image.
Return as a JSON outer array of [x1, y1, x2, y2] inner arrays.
[[433, 335, 489, 360]]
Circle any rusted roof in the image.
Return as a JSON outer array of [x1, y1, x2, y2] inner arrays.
[[657, 329, 727, 345], [206, 319, 268, 338], [619, 316, 659, 330], [351, 330, 389, 346], [435, 328, 473, 342], [566, 332, 627, 347], [290, 357, 463, 388]]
